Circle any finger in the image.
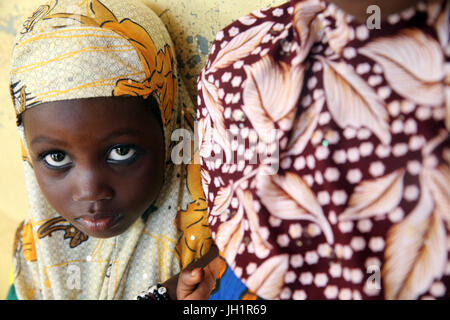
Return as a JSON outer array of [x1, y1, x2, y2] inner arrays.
[[185, 256, 225, 300], [177, 268, 204, 300], [185, 268, 216, 300]]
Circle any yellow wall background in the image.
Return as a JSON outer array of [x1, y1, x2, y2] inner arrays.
[[0, 0, 285, 299]]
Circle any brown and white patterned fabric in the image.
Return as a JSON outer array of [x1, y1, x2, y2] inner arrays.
[[197, 0, 450, 299]]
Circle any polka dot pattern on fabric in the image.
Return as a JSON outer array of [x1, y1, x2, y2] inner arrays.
[[198, 0, 450, 300]]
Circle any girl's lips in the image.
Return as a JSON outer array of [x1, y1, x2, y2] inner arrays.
[[77, 214, 122, 234]]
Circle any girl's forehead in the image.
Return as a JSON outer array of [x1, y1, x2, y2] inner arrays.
[[25, 96, 156, 119], [22, 97, 162, 143]]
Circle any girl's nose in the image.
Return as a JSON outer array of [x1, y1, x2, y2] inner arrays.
[[71, 168, 114, 202]]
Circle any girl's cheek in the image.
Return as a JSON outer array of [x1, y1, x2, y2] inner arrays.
[[34, 172, 71, 211]]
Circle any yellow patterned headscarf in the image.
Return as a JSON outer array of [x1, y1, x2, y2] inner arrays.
[[9, 0, 212, 299]]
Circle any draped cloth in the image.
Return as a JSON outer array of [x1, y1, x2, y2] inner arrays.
[[198, 0, 450, 299], [9, 0, 212, 299]]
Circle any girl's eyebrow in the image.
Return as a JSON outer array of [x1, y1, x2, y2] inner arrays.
[[101, 129, 143, 143], [30, 136, 68, 147], [30, 129, 142, 147]]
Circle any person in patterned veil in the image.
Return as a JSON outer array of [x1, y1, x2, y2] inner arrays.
[[191, 0, 450, 300], [7, 0, 218, 300]]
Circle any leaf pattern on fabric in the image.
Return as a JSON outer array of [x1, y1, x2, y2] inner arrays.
[[242, 55, 305, 138], [214, 197, 245, 264], [337, 131, 449, 299], [422, 164, 450, 226], [197, 115, 213, 163], [237, 189, 272, 259], [359, 28, 445, 106], [339, 168, 405, 221], [433, 0, 449, 48], [210, 184, 234, 217], [200, 167, 211, 206], [199, 73, 232, 162], [422, 129, 449, 159], [238, 14, 258, 26], [322, 3, 354, 55], [246, 254, 289, 299], [286, 97, 325, 156], [208, 21, 275, 73], [293, 0, 325, 64], [196, 0, 449, 300], [319, 56, 391, 145], [383, 173, 447, 300], [256, 169, 334, 244]]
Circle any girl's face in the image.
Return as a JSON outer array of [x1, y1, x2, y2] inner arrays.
[[22, 96, 165, 238]]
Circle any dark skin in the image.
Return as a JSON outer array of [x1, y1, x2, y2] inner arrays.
[[169, 244, 221, 300], [23, 96, 165, 239], [22, 96, 219, 299]]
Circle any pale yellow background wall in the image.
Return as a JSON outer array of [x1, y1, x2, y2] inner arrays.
[[0, 0, 285, 298]]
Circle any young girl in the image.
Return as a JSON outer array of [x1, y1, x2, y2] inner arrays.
[[194, 0, 449, 299], [8, 0, 216, 299]]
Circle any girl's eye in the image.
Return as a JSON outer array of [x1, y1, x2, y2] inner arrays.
[[43, 152, 72, 168], [108, 146, 137, 162]]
